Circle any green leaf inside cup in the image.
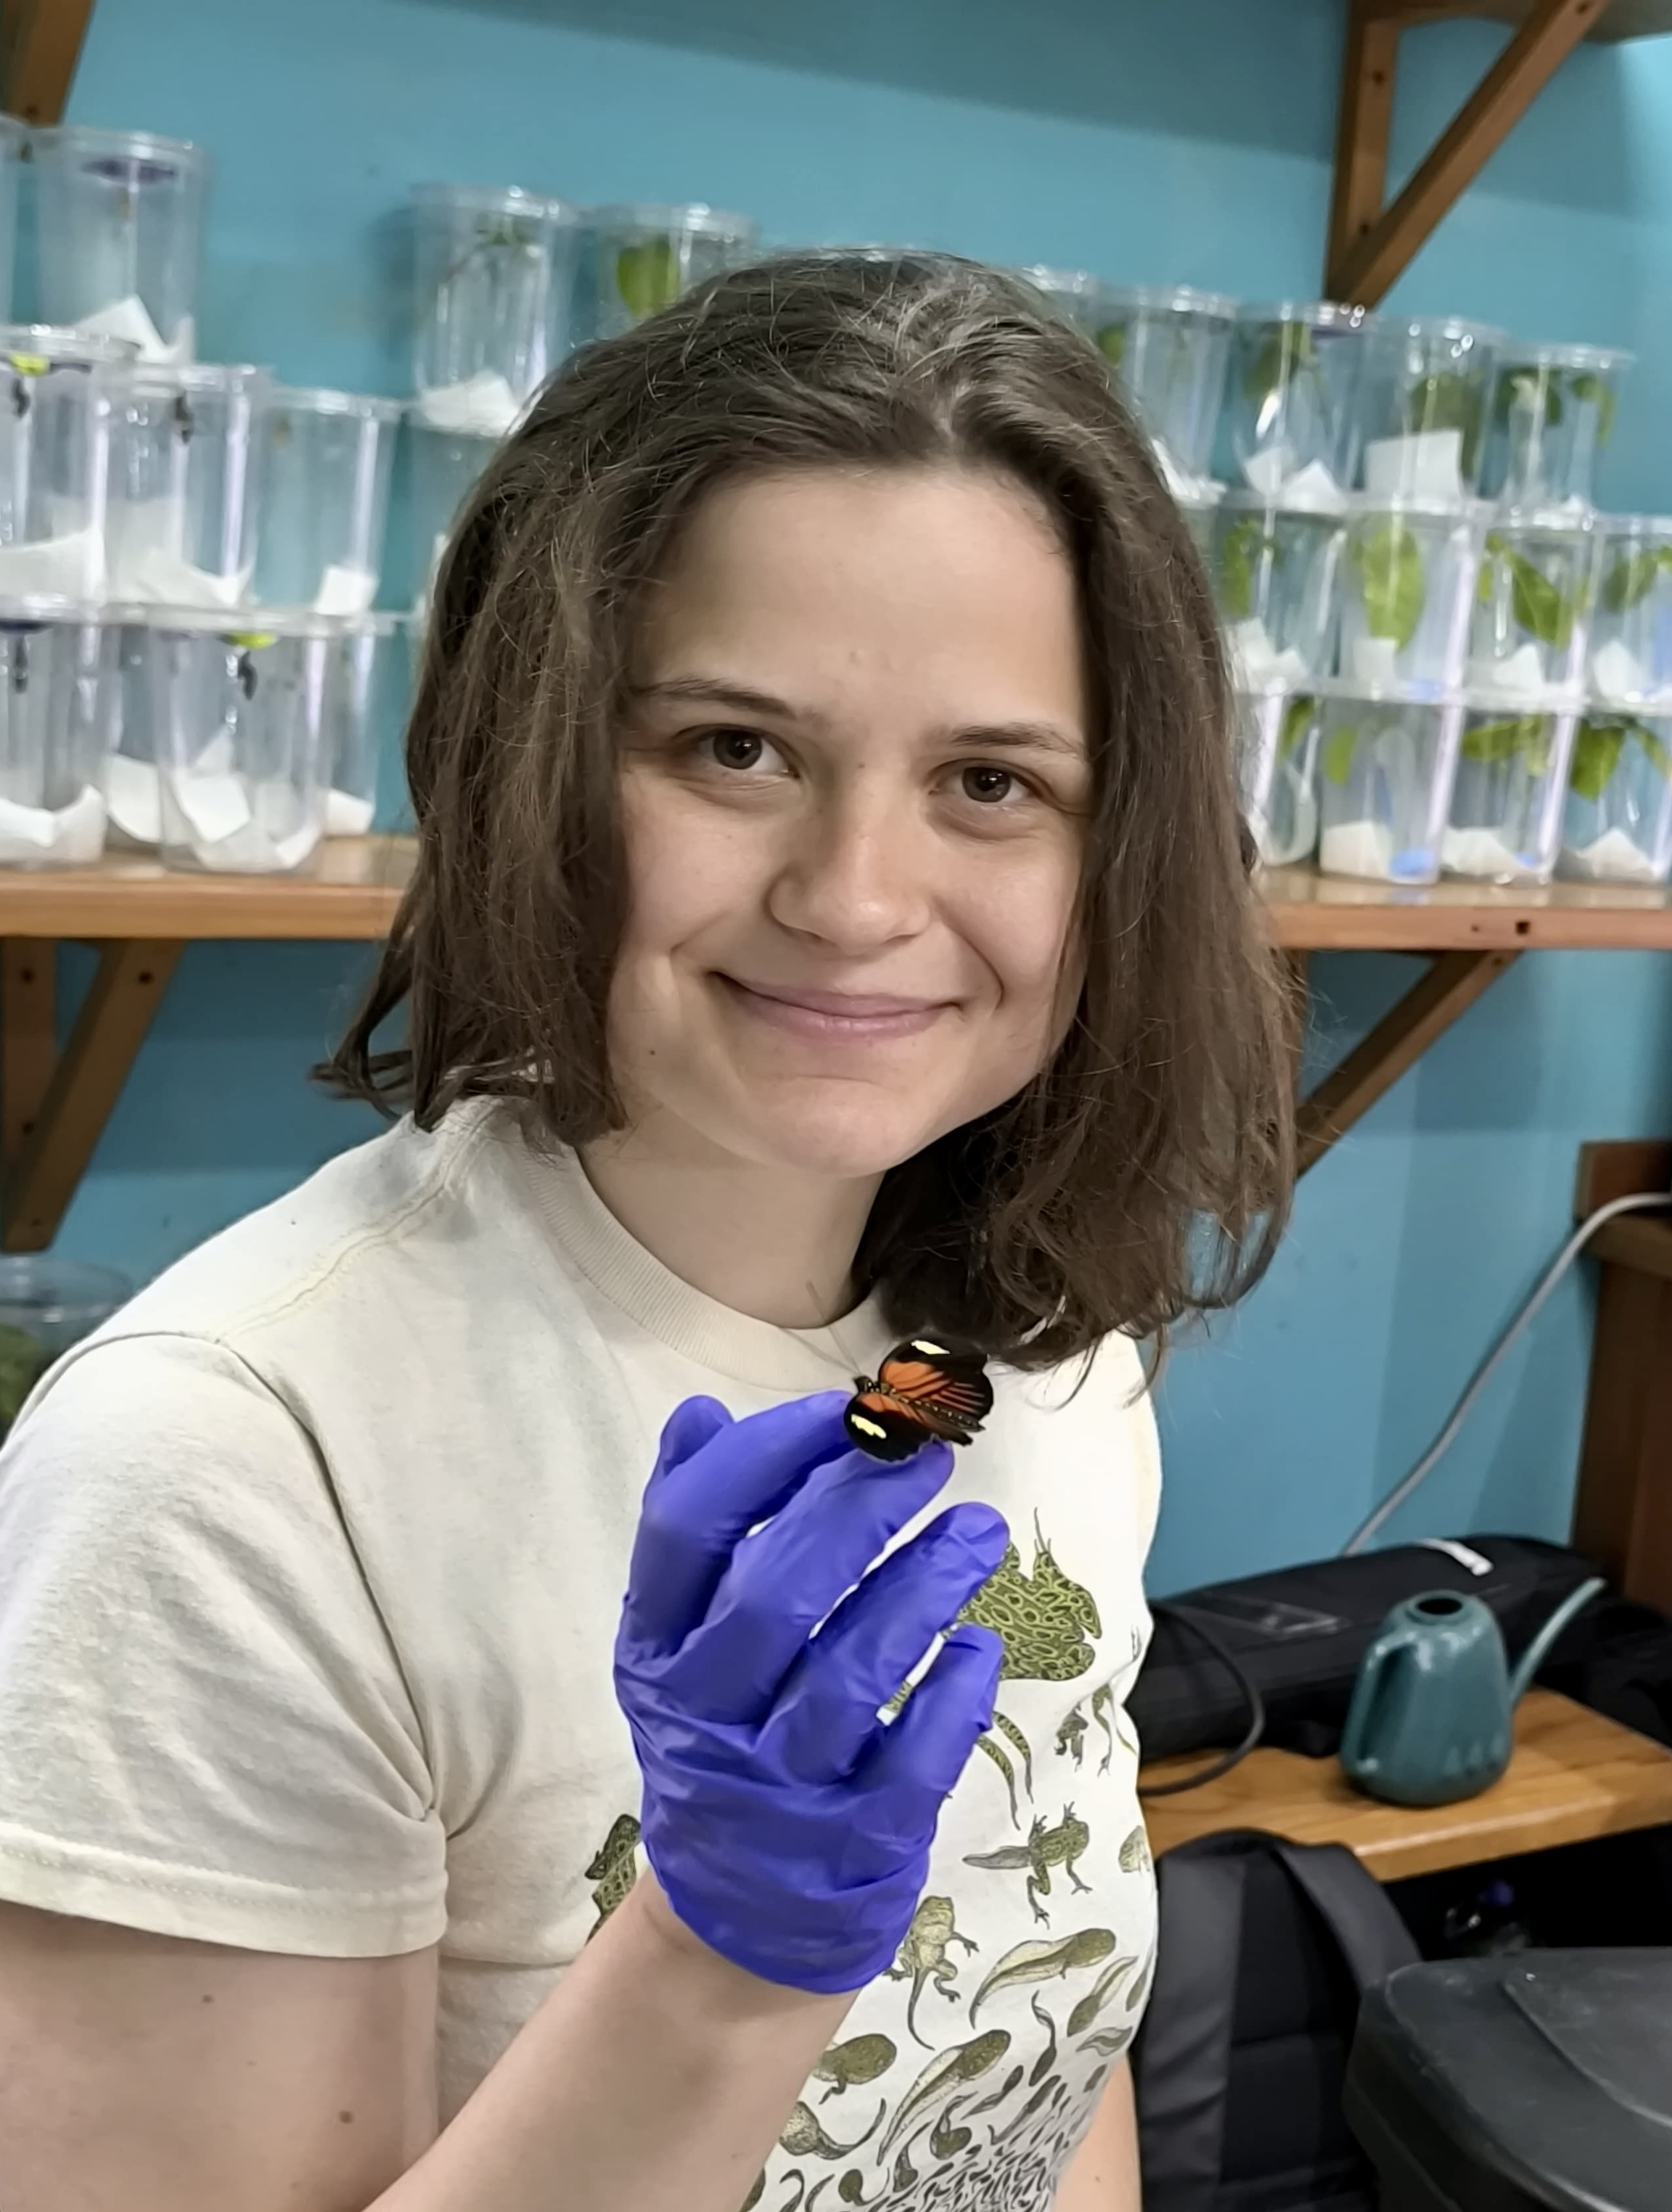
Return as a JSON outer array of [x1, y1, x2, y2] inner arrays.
[[1349, 519, 1425, 648], [1567, 369, 1616, 447], [1279, 695, 1315, 759], [1322, 725, 1358, 786], [1463, 713, 1551, 775], [615, 235, 683, 321], [1403, 367, 1486, 479], [1094, 324, 1126, 372], [1570, 717, 1628, 803]]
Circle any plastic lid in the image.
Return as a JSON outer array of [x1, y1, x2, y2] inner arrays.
[[1498, 340, 1633, 373], [0, 594, 109, 626], [109, 603, 354, 638], [1601, 513, 1672, 536], [1345, 490, 1477, 521], [1483, 502, 1599, 539], [30, 125, 208, 180], [1017, 264, 1105, 299], [1105, 282, 1237, 319], [1313, 676, 1466, 710], [0, 1255, 131, 1323], [1392, 314, 1506, 346], [271, 386, 406, 422], [121, 361, 271, 396], [589, 202, 759, 240], [411, 181, 576, 223], [0, 321, 139, 366], [1348, 1954, 1672, 2212], [1236, 300, 1377, 330], [1216, 486, 1347, 520]]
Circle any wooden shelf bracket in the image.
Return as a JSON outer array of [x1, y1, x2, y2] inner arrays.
[[1297, 946, 1520, 1171], [1, 938, 181, 1253], [1, 0, 97, 126], [1326, 0, 1603, 305]]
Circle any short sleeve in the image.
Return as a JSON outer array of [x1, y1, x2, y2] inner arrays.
[[0, 1332, 446, 1956]]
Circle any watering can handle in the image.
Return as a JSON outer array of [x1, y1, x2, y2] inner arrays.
[[1507, 1576, 1607, 1706], [1339, 1621, 1421, 1777]]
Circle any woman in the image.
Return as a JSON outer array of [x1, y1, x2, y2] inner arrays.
[[0, 252, 1291, 2211]]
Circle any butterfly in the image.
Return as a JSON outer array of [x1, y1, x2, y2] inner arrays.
[[844, 1338, 993, 1462]]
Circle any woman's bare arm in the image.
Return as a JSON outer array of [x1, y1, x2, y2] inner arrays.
[[1052, 2060, 1141, 2212], [0, 1879, 848, 2212]]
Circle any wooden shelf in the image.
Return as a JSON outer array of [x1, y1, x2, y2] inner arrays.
[[1447, 0, 1672, 35], [0, 838, 415, 942], [1261, 865, 1672, 953], [0, 846, 1665, 953], [1140, 1689, 1672, 1882]]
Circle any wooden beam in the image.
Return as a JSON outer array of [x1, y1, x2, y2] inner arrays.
[[1574, 1139, 1672, 1218], [1327, 0, 1602, 306], [1, 940, 56, 1176], [1327, 1, 1401, 299], [1297, 947, 1517, 1172], [1573, 1258, 1672, 1611], [1, 939, 179, 1252], [1, 0, 97, 126]]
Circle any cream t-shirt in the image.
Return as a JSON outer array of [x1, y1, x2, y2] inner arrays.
[[0, 1100, 1160, 2212]]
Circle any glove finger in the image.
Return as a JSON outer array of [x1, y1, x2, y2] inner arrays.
[[622, 1390, 853, 1650], [681, 1439, 956, 1721], [647, 1396, 733, 1487], [864, 1623, 1004, 1807], [761, 1504, 1009, 1780]]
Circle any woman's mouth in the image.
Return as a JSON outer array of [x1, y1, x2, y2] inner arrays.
[[713, 974, 952, 1041]]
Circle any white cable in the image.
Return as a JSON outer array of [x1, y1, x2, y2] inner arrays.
[[1342, 1187, 1672, 1555]]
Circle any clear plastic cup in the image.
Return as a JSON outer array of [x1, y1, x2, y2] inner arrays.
[[326, 613, 413, 835], [0, 599, 118, 866], [1016, 266, 1123, 364], [585, 203, 761, 343], [105, 364, 269, 609], [104, 618, 160, 849], [0, 1255, 129, 1435], [30, 127, 208, 362], [1361, 316, 1502, 501], [1562, 705, 1672, 882], [1443, 698, 1578, 884], [0, 324, 135, 602], [1176, 483, 1221, 561], [1237, 687, 1321, 867], [1483, 343, 1631, 515], [144, 608, 341, 874], [1315, 687, 1464, 884], [1212, 493, 1346, 686], [1224, 301, 1377, 509], [1584, 516, 1672, 708], [411, 185, 578, 438], [1094, 284, 1235, 494], [1337, 498, 1483, 695], [404, 422, 497, 617], [0, 119, 25, 322], [1468, 514, 1597, 702], [255, 388, 403, 614]]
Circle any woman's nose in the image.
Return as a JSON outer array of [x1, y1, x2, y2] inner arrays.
[[765, 787, 934, 953]]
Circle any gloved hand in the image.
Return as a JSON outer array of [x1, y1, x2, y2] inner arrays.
[[614, 1390, 1007, 1994]]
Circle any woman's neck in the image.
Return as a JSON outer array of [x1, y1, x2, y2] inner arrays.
[[578, 1121, 882, 1330]]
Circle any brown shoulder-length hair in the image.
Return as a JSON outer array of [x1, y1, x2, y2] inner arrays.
[[324, 248, 1295, 1369]]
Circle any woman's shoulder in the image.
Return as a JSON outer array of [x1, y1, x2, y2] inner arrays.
[[983, 1332, 1161, 1560]]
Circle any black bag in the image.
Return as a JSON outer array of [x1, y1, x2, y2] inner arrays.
[[1133, 1830, 1419, 2212], [1133, 1536, 1604, 1764]]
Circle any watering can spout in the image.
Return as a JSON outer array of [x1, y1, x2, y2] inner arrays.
[[1507, 1576, 1607, 1708]]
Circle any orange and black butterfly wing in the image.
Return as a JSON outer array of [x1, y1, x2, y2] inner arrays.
[[844, 1339, 993, 1460]]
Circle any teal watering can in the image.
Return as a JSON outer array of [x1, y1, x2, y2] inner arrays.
[[1339, 1576, 1606, 1808]]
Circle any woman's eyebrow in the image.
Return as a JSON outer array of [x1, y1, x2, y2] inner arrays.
[[631, 678, 1084, 758], [630, 676, 807, 719]]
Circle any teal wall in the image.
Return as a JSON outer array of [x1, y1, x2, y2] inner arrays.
[[52, 0, 1672, 1590]]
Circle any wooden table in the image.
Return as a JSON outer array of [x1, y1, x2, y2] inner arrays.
[[1139, 1689, 1672, 1883]]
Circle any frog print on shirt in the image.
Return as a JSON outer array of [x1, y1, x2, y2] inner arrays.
[[888, 1895, 980, 2046], [956, 1516, 1102, 1824]]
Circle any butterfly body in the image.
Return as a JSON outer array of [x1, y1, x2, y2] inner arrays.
[[845, 1338, 993, 1462]]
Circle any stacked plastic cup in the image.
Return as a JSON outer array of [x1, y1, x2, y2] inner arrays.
[[30, 126, 208, 362], [411, 184, 578, 437]]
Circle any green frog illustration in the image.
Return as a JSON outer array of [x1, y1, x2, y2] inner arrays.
[[887, 1893, 980, 2047], [584, 1812, 642, 1935], [964, 1806, 1092, 1925], [958, 1516, 1102, 1823]]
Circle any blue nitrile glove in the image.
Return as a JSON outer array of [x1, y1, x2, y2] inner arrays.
[[614, 1390, 1007, 1994]]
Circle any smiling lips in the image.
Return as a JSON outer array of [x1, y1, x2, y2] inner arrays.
[[715, 973, 953, 1041]]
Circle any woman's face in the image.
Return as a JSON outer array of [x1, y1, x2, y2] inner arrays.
[[611, 463, 1091, 1184]]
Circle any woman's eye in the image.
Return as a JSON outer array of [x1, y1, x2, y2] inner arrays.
[[702, 728, 774, 771], [959, 763, 1019, 805]]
